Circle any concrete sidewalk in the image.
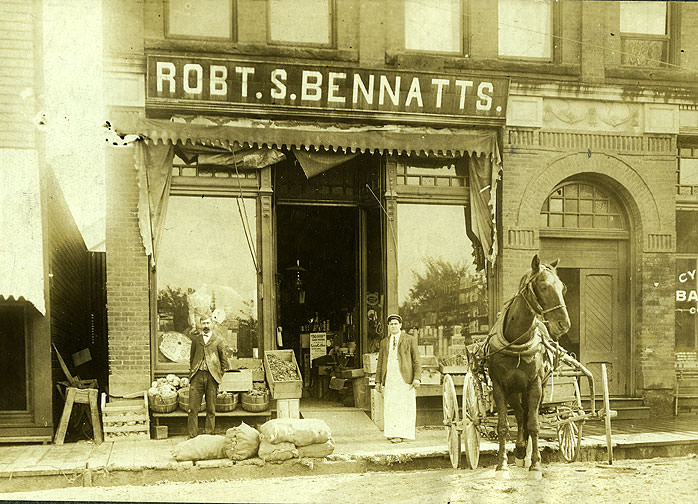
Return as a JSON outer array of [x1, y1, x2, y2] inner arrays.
[[0, 409, 697, 493]]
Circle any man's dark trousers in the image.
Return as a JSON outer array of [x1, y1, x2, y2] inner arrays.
[[188, 369, 217, 437]]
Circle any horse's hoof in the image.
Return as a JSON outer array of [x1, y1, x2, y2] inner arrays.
[[515, 457, 525, 468], [527, 469, 543, 480], [495, 468, 510, 480]]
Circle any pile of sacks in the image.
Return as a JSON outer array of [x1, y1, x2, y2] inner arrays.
[[172, 418, 333, 463], [258, 418, 334, 462]]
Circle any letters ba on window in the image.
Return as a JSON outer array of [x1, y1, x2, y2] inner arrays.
[[146, 56, 508, 122]]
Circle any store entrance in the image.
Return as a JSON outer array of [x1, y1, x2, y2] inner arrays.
[[276, 205, 359, 389]]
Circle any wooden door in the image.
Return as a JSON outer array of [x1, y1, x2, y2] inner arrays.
[[579, 268, 627, 395]]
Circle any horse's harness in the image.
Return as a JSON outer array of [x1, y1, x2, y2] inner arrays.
[[485, 266, 567, 362]]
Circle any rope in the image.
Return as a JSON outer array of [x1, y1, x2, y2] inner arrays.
[[230, 149, 260, 274]]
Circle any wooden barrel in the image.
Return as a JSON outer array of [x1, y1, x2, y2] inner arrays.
[[216, 392, 238, 412], [148, 392, 178, 413], [178, 387, 206, 412], [241, 392, 270, 412]]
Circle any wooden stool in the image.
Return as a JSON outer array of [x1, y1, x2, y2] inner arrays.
[[54, 387, 103, 445]]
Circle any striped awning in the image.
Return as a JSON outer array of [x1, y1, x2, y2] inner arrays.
[[113, 114, 500, 159]]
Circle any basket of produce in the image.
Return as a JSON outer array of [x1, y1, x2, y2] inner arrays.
[[178, 386, 207, 412], [215, 391, 238, 412], [148, 375, 187, 413], [241, 384, 270, 412]]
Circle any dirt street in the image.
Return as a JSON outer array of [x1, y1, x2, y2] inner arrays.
[[1, 455, 697, 503]]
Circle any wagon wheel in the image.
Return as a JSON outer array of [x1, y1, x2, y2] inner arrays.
[[556, 414, 583, 462], [442, 374, 459, 425], [462, 372, 481, 469], [447, 423, 462, 469]]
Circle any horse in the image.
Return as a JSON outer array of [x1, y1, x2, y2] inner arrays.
[[486, 254, 570, 476]]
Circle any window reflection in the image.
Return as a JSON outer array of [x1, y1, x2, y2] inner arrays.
[[397, 204, 488, 361], [156, 196, 258, 369]]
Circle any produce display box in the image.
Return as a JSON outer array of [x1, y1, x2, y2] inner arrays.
[[439, 364, 470, 374], [264, 350, 303, 400], [220, 369, 253, 392], [101, 392, 150, 442], [229, 357, 265, 382]]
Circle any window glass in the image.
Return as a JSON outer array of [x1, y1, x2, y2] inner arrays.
[[541, 182, 626, 231], [680, 158, 698, 186], [156, 196, 258, 370], [677, 211, 698, 254], [167, 0, 233, 39], [269, 0, 330, 44], [397, 204, 488, 363], [620, 1, 666, 35], [498, 0, 552, 58], [405, 0, 461, 53], [676, 258, 697, 350]]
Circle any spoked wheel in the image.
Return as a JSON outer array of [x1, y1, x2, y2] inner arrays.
[[557, 417, 583, 462], [462, 372, 481, 469], [442, 374, 461, 469], [448, 423, 462, 469], [442, 374, 459, 425]]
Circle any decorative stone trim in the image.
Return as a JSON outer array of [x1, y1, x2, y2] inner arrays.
[[506, 228, 536, 249], [506, 129, 674, 153], [646, 233, 674, 252]]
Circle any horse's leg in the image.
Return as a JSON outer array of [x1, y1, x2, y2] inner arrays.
[[492, 380, 509, 472], [526, 376, 543, 474], [508, 391, 526, 466]]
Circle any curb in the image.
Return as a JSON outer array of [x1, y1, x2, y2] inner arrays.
[[1, 439, 698, 493]]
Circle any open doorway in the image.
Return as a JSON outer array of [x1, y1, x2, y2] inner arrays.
[[276, 205, 359, 382]]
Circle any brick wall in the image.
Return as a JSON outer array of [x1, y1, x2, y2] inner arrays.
[[105, 145, 151, 396], [500, 136, 676, 413]]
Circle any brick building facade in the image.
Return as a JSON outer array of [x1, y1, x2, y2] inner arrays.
[[103, 0, 698, 415]]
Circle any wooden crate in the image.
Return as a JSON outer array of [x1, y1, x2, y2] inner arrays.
[[542, 376, 578, 404], [229, 357, 265, 381], [264, 350, 303, 399], [220, 369, 253, 392], [101, 392, 150, 442]]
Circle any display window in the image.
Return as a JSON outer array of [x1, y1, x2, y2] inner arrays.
[[397, 203, 488, 361], [155, 195, 258, 373]]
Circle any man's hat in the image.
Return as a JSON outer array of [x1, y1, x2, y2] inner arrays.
[[386, 313, 402, 324]]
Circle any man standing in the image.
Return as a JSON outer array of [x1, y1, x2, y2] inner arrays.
[[375, 314, 421, 443], [188, 313, 230, 438]]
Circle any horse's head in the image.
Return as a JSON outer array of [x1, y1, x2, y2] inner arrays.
[[519, 254, 571, 337]]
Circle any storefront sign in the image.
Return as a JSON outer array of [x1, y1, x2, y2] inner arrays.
[[146, 54, 508, 123], [309, 332, 327, 364], [677, 268, 698, 312]]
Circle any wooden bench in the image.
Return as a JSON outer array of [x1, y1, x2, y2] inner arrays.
[[151, 409, 273, 433], [675, 353, 698, 415]]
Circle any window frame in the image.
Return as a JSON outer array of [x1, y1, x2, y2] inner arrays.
[[164, 0, 237, 42], [401, 0, 470, 57], [266, 0, 336, 48], [675, 254, 698, 351], [151, 181, 261, 376], [619, 1, 680, 68], [496, 0, 562, 64]]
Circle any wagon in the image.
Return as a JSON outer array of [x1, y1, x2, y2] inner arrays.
[[442, 337, 616, 469]]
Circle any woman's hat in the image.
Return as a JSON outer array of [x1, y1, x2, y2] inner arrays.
[[386, 313, 402, 324]]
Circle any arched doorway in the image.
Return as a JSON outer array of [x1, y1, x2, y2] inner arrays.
[[539, 181, 630, 396]]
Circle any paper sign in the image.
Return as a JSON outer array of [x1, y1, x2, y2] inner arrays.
[[309, 332, 327, 365]]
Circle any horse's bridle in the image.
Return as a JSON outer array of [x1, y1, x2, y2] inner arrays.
[[518, 267, 567, 318]]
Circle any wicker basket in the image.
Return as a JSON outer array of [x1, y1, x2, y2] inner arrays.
[[241, 391, 270, 412], [216, 392, 238, 412], [148, 392, 178, 413], [178, 387, 206, 413]]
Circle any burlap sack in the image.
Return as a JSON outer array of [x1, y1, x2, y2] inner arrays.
[[297, 438, 335, 458], [172, 434, 230, 461], [224, 422, 260, 461], [258, 418, 332, 447], [257, 440, 298, 462]]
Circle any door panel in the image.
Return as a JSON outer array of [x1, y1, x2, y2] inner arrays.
[[580, 269, 627, 395]]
